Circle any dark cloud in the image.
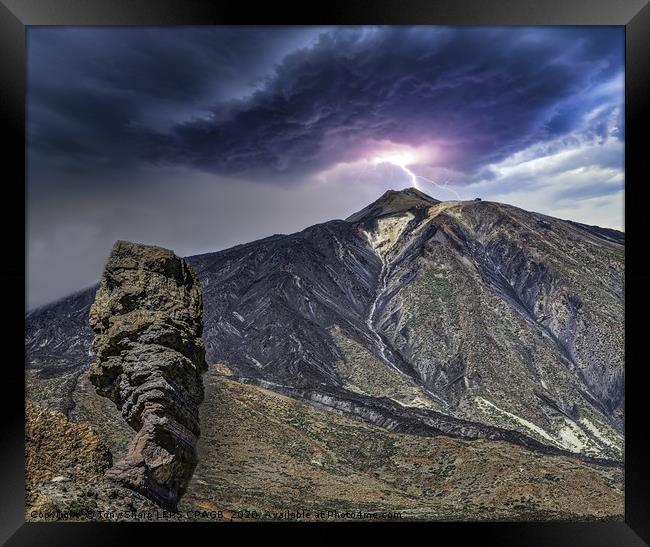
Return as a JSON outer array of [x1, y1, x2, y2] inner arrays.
[[27, 26, 328, 185], [138, 26, 624, 179], [28, 26, 624, 186]]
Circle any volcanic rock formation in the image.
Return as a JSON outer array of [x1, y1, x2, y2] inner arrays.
[[88, 240, 207, 510]]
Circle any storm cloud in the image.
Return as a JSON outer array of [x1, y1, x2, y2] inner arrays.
[[27, 26, 624, 308], [145, 27, 623, 180], [29, 26, 623, 183], [27, 26, 328, 184]]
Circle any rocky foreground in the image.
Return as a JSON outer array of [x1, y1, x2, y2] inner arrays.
[[26, 367, 623, 521]]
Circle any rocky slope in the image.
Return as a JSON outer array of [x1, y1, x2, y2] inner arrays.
[[25, 370, 624, 521], [87, 241, 207, 510], [180, 369, 622, 521], [26, 189, 624, 469], [25, 286, 96, 377]]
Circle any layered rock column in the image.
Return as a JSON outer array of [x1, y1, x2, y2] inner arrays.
[[89, 240, 207, 510]]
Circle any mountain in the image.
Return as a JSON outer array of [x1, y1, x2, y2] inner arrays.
[[26, 188, 625, 466], [26, 286, 97, 377], [346, 187, 440, 222]]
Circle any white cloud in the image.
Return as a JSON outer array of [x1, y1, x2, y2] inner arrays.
[[464, 104, 624, 230]]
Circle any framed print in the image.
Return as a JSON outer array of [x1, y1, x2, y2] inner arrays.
[[2, 0, 649, 545]]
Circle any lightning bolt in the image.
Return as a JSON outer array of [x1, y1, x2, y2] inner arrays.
[[401, 165, 462, 200], [354, 158, 463, 201]]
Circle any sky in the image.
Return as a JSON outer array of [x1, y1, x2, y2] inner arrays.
[[27, 26, 624, 309]]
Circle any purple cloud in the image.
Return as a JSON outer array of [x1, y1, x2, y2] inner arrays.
[[138, 27, 623, 181]]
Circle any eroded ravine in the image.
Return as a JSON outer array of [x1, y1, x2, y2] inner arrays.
[[362, 213, 414, 376]]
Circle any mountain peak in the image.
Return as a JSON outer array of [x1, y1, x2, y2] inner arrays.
[[346, 187, 440, 223]]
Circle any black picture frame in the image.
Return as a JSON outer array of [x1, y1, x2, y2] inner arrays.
[[2, 1, 648, 545]]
